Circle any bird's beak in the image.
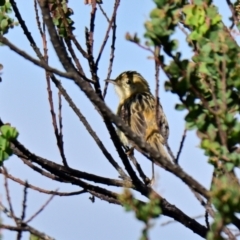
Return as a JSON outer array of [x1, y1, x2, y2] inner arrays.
[[105, 79, 117, 85]]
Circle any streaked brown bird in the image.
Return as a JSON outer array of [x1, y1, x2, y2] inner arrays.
[[106, 71, 170, 179]]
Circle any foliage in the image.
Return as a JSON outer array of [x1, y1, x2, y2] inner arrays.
[[0, 0, 17, 35], [126, 0, 240, 238], [119, 189, 161, 240], [0, 124, 18, 165], [49, 0, 75, 38]]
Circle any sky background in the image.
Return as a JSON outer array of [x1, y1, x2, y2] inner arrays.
[[0, 0, 238, 240]]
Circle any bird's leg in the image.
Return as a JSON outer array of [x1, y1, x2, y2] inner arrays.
[[150, 162, 155, 186], [125, 146, 134, 157]]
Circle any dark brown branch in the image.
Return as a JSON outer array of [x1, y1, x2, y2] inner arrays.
[[89, 1, 97, 52], [18, 155, 122, 205], [10, 139, 131, 188], [157, 195, 207, 238], [161, 214, 205, 226], [205, 210, 210, 230], [0, 168, 87, 196]]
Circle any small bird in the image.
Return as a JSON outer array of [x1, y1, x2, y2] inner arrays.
[[106, 71, 169, 176]]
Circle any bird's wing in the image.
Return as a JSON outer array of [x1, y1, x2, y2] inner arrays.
[[117, 93, 169, 145], [130, 93, 169, 143]]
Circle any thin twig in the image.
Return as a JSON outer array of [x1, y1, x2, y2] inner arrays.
[[26, 192, 56, 223], [2, 168, 16, 221], [103, 14, 117, 98], [17, 181, 28, 240], [95, 0, 120, 67], [98, 3, 110, 22], [65, 39, 85, 75], [20, 181, 28, 222], [128, 153, 151, 185], [89, 1, 97, 52], [34, 0, 44, 37], [175, 128, 187, 164]]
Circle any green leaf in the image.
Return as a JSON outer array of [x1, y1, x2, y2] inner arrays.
[[0, 150, 9, 164], [175, 104, 186, 111], [0, 125, 18, 140], [29, 234, 43, 240], [153, 0, 168, 8], [0, 18, 8, 29], [225, 163, 234, 172]]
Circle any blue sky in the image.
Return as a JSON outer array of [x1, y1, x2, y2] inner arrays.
[[0, 1, 237, 239]]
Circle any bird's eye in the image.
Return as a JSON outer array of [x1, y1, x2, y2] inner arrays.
[[126, 80, 131, 84]]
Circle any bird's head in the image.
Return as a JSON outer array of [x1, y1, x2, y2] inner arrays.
[[105, 71, 150, 101]]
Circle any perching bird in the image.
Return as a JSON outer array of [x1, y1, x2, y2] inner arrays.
[[106, 71, 169, 173]]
